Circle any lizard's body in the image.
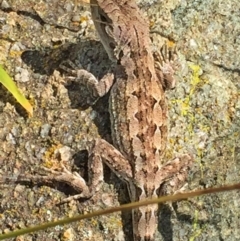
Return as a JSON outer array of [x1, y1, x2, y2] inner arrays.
[[91, 1, 169, 239], [83, 1, 192, 240]]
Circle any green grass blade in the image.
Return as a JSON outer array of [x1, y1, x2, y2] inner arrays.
[[0, 65, 33, 116]]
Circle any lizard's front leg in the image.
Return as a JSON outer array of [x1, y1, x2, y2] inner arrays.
[[60, 60, 115, 105]]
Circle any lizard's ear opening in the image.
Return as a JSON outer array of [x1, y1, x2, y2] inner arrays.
[[109, 42, 115, 50]]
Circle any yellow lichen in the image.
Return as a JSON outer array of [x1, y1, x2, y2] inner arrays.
[[9, 50, 24, 58], [168, 63, 211, 160], [43, 143, 63, 168]]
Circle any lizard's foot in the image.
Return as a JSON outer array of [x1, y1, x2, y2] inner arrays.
[[158, 154, 193, 196], [59, 59, 85, 74], [2, 162, 92, 204], [154, 42, 179, 90], [59, 59, 114, 106], [38, 163, 92, 203]]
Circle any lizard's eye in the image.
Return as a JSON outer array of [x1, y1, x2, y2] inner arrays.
[[100, 13, 107, 23], [99, 9, 111, 25]]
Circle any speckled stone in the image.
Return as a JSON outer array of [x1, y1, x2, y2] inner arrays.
[[0, 1, 239, 241]]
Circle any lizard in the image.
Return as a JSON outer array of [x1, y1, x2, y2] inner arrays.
[[57, 0, 193, 240], [1, 0, 193, 240]]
